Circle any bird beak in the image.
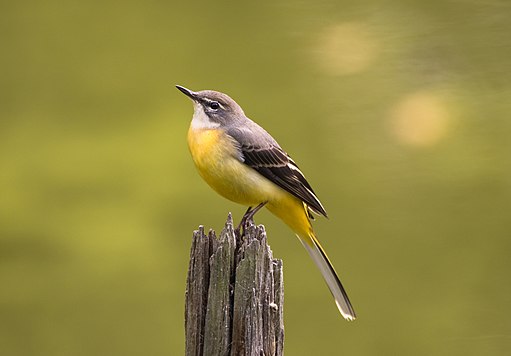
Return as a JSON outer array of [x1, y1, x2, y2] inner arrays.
[[176, 85, 198, 101]]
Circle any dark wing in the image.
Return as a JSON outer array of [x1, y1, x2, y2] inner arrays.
[[239, 142, 327, 217]]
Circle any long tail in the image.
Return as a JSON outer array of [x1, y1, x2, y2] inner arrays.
[[298, 233, 356, 321]]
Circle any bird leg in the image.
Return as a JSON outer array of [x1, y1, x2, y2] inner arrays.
[[244, 201, 267, 223], [235, 202, 267, 237], [236, 206, 253, 234]]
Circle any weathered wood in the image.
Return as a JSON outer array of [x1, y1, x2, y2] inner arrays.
[[203, 218, 236, 356], [184, 225, 212, 356], [185, 213, 284, 356]]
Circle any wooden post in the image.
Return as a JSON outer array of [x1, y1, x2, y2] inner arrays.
[[185, 213, 284, 356]]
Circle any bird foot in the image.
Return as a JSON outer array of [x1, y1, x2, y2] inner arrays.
[[235, 202, 267, 238]]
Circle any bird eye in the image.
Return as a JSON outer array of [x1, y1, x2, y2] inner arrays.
[[209, 101, 220, 110]]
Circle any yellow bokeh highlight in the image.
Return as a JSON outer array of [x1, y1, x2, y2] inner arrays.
[[314, 22, 379, 75], [389, 91, 452, 147]]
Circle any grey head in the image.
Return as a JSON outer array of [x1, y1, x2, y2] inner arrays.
[[176, 85, 246, 127]]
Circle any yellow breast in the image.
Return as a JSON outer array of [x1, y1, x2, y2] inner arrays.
[[187, 127, 239, 180], [187, 126, 284, 206]]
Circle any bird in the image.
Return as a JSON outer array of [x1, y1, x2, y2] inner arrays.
[[176, 85, 356, 320]]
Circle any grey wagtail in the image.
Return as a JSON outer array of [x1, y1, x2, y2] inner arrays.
[[177, 85, 356, 320]]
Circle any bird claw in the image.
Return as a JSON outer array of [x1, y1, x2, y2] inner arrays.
[[235, 202, 267, 238]]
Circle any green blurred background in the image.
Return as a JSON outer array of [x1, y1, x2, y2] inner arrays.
[[2, 0, 511, 355]]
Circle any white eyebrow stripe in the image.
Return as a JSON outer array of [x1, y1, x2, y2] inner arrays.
[[202, 98, 226, 110]]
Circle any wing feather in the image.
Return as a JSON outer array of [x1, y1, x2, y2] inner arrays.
[[228, 127, 327, 217]]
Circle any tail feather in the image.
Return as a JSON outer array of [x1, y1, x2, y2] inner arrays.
[[298, 233, 356, 321]]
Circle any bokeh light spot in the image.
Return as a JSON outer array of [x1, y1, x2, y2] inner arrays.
[[314, 22, 379, 75], [389, 91, 451, 147]]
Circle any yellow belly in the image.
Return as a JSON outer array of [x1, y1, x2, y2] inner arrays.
[[187, 127, 284, 206], [187, 126, 313, 238]]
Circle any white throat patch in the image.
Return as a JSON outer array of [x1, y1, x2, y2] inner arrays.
[[190, 103, 220, 130]]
